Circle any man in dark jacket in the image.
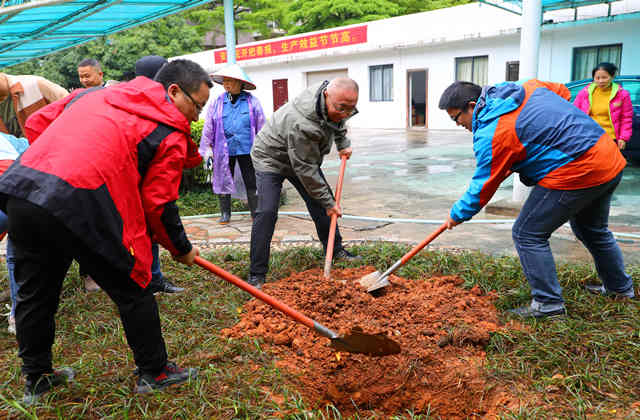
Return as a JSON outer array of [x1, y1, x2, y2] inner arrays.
[[248, 77, 360, 288], [0, 59, 210, 404]]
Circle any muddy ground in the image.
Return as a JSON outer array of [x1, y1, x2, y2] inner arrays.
[[221, 267, 527, 418]]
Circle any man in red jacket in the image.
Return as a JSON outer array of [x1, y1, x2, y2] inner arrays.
[[0, 59, 210, 404]]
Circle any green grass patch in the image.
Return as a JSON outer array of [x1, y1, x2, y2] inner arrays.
[[0, 244, 638, 418]]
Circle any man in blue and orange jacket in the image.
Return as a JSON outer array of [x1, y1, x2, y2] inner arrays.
[[439, 79, 634, 319], [0, 59, 210, 404]]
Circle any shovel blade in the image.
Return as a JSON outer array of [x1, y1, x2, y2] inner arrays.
[[366, 276, 390, 293], [331, 327, 401, 356], [357, 270, 381, 289]]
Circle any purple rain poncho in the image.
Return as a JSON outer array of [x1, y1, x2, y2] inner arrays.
[[199, 91, 265, 194]]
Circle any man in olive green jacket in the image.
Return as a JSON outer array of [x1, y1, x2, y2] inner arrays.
[[249, 77, 360, 288]]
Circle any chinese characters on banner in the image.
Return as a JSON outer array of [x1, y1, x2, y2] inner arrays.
[[214, 25, 367, 64]]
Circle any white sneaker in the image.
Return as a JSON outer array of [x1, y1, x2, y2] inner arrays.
[[84, 275, 100, 292], [8, 315, 15, 334]]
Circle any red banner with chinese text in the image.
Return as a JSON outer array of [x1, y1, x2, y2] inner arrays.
[[214, 25, 367, 64]]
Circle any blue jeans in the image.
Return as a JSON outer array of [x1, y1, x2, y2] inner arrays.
[[512, 171, 632, 305], [151, 243, 162, 282], [0, 210, 17, 318]]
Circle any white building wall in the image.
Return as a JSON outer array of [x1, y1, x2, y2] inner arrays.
[[174, 1, 640, 130]]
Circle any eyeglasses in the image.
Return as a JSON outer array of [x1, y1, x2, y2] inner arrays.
[[327, 95, 356, 116], [178, 84, 205, 114], [451, 110, 463, 124]]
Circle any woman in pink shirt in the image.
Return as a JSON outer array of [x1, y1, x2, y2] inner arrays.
[[573, 62, 633, 150]]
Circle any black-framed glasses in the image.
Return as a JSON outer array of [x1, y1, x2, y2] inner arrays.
[[327, 95, 356, 116], [178, 84, 204, 114], [451, 110, 463, 124]]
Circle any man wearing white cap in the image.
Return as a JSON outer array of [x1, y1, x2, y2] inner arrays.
[[248, 77, 361, 288], [199, 64, 265, 224]]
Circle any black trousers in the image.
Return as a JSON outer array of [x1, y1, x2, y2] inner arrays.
[[228, 154, 257, 193], [250, 170, 343, 275], [7, 197, 167, 376]]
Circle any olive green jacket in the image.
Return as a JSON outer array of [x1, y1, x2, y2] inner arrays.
[[251, 81, 354, 209]]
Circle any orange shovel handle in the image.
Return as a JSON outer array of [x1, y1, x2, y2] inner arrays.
[[323, 155, 348, 278], [399, 222, 448, 265], [194, 256, 316, 330]]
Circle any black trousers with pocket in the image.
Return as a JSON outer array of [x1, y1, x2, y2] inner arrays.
[[7, 197, 167, 376], [249, 170, 343, 275]]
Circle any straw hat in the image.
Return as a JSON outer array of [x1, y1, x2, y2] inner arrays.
[[211, 64, 256, 90]]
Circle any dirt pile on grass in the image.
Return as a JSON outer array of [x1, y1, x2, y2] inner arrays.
[[221, 267, 521, 418]]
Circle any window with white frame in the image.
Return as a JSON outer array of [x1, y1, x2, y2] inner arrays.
[[572, 44, 622, 81], [455, 56, 488, 86], [369, 64, 393, 101]]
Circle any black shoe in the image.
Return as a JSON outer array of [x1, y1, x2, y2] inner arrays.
[[148, 277, 185, 294], [247, 274, 265, 290], [23, 367, 75, 406], [218, 194, 231, 225], [585, 284, 636, 299], [333, 248, 362, 262], [134, 362, 197, 394], [508, 304, 566, 319]]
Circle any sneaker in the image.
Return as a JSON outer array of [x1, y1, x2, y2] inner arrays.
[[247, 274, 265, 290], [23, 367, 75, 406], [148, 277, 185, 294], [333, 248, 362, 262], [8, 315, 15, 335], [585, 284, 636, 299], [508, 300, 566, 319], [84, 275, 100, 292], [134, 362, 197, 394]]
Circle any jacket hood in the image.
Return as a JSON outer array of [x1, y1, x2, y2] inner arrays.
[[103, 77, 202, 169], [104, 77, 192, 135], [292, 81, 326, 123], [473, 82, 525, 132]]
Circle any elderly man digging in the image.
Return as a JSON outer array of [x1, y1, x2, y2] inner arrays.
[[0, 59, 209, 404], [248, 77, 362, 288], [439, 79, 634, 319]]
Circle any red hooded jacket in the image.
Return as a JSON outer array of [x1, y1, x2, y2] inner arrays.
[[0, 77, 202, 287]]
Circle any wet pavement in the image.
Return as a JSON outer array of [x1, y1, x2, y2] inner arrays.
[[183, 128, 640, 266]]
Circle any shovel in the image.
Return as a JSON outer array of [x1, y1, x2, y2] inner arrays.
[[359, 222, 448, 293], [323, 155, 348, 279], [194, 256, 401, 356]]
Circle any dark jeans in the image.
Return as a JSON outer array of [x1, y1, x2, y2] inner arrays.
[[250, 170, 343, 275], [512, 171, 633, 304], [7, 197, 167, 376], [229, 154, 257, 193]]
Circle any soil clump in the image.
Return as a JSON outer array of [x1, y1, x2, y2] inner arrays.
[[221, 267, 523, 418]]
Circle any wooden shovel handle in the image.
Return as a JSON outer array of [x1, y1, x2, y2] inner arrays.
[[324, 155, 348, 278]]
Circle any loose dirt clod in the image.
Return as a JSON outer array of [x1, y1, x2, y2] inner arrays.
[[221, 267, 524, 418]]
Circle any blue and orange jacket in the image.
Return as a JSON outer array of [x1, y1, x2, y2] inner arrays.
[[451, 79, 626, 223]]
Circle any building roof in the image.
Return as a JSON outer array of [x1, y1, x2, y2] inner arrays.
[[0, 0, 211, 68]]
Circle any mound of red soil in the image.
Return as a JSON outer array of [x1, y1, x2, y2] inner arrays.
[[221, 267, 522, 418]]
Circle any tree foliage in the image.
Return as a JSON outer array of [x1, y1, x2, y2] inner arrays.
[[287, 0, 401, 34], [3, 15, 201, 89]]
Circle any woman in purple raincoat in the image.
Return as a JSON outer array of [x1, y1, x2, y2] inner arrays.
[[199, 64, 265, 224]]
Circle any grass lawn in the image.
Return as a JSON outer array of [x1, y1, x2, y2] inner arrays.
[[0, 243, 638, 419]]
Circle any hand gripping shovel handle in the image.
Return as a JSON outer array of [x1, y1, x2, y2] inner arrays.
[[194, 256, 339, 340], [323, 155, 348, 278]]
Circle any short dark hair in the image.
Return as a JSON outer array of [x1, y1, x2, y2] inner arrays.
[[78, 58, 101, 70], [154, 59, 213, 94], [438, 81, 482, 110], [592, 62, 618, 78]]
